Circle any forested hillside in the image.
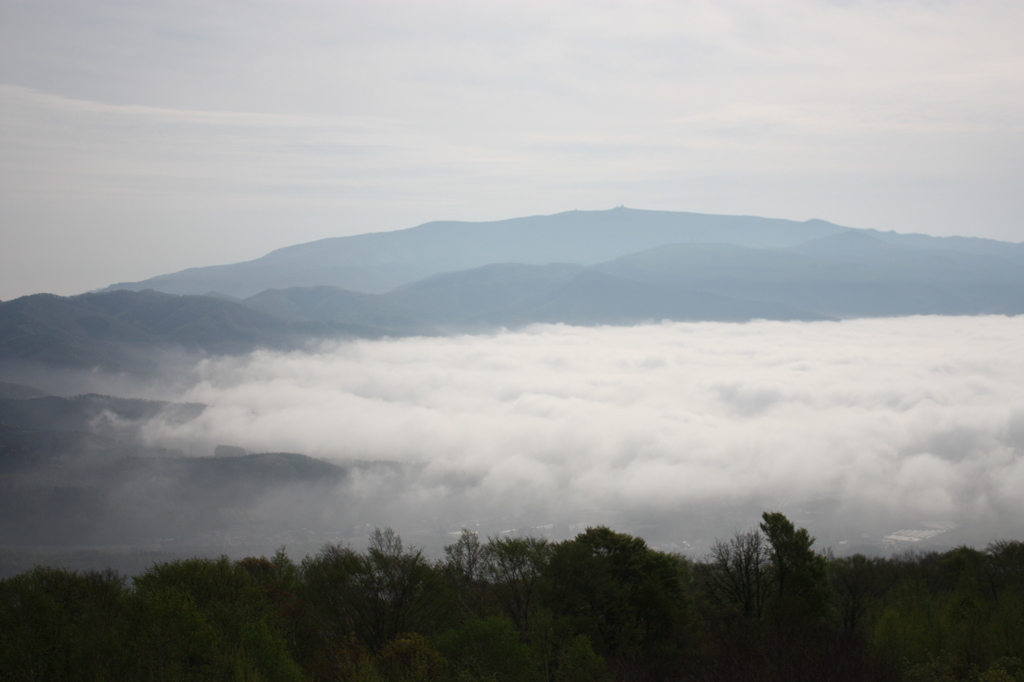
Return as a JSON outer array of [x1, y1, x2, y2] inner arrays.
[[0, 391, 352, 551], [2, 515, 1022, 682]]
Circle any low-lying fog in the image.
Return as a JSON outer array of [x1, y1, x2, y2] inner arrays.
[[138, 315, 1024, 555]]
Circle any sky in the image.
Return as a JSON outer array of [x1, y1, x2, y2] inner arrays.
[[2, 0, 1023, 300], [141, 316, 1024, 550]]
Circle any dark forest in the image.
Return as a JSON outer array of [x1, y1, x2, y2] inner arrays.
[[3, 513, 1023, 681]]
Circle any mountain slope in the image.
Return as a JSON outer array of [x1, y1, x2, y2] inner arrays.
[[243, 285, 427, 330], [0, 289, 297, 371], [245, 262, 827, 330], [101, 208, 850, 298], [0, 394, 205, 434], [597, 233, 1024, 317], [521, 270, 826, 324], [380, 263, 587, 325]]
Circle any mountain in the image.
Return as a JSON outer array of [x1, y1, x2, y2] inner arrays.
[[243, 285, 428, 330], [0, 394, 205, 434], [0, 389, 348, 548], [0, 288, 418, 372], [101, 208, 850, 298], [381, 263, 587, 326], [863, 229, 1024, 263], [0, 291, 291, 372], [0, 289, 297, 371], [240, 227, 1024, 329], [0, 382, 50, 400], [597, 233, 1024, 318], [374, 264, 825, 326], [0, 425, 346, 547], [4, 209, 1024, 373]]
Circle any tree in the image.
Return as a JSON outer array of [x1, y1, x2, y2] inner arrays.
[[827, 552, 884, 638], [986, 540, 1024, 602], [433, 614, 543, 682], [442, 529, 490, 617], [757, 511, 832, 674], [300, 528, 447, 654], [482, 535, 551, 640], [699, 530, 772, 620], [545, 526, 691, 668], [131, 557, 304, 681], [237, 547, 302, 652], [0, 567, 131, 681], [760, 512, 830, 618]]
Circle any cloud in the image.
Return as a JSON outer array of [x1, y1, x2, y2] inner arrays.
[[143, 316, 1024, 549]]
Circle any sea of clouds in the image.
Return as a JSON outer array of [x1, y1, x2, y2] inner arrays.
[[146, 316, 1024, 552]]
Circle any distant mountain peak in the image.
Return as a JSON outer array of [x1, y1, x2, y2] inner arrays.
[[97, 209, 851, 299]]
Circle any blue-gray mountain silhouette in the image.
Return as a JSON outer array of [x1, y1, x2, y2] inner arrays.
[[3, 208, 1023, 371]]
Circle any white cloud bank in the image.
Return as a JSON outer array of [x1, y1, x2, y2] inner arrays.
[[147, 317, 1024, 547]]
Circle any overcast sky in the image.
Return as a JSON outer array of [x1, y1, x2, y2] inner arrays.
[[2, 1, 1023, 299]]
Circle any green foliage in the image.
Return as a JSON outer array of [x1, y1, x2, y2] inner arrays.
[[0, 558, 302, 681], [300, 528, 449, 657], [860, 541, 1024, 681], [760, 511, 831, 627], [481, 535, 550, 640], [237, 548, 302, 651], [3, 520, 1024, 681], [829, 553, 885, 639], [442, 529, 491, 619], [545, 526, 692, 666], [376, 633, 447, 681], [0, 566, 129, 680], [433, 615, 541, 682], [553, 634, 610, 682], [988, 541, 1024, 595], [130, 556, 304, 681]]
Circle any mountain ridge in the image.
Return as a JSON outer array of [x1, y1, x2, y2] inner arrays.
[[4, 208, 1023, 373], [99, 208, 853, 298]]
